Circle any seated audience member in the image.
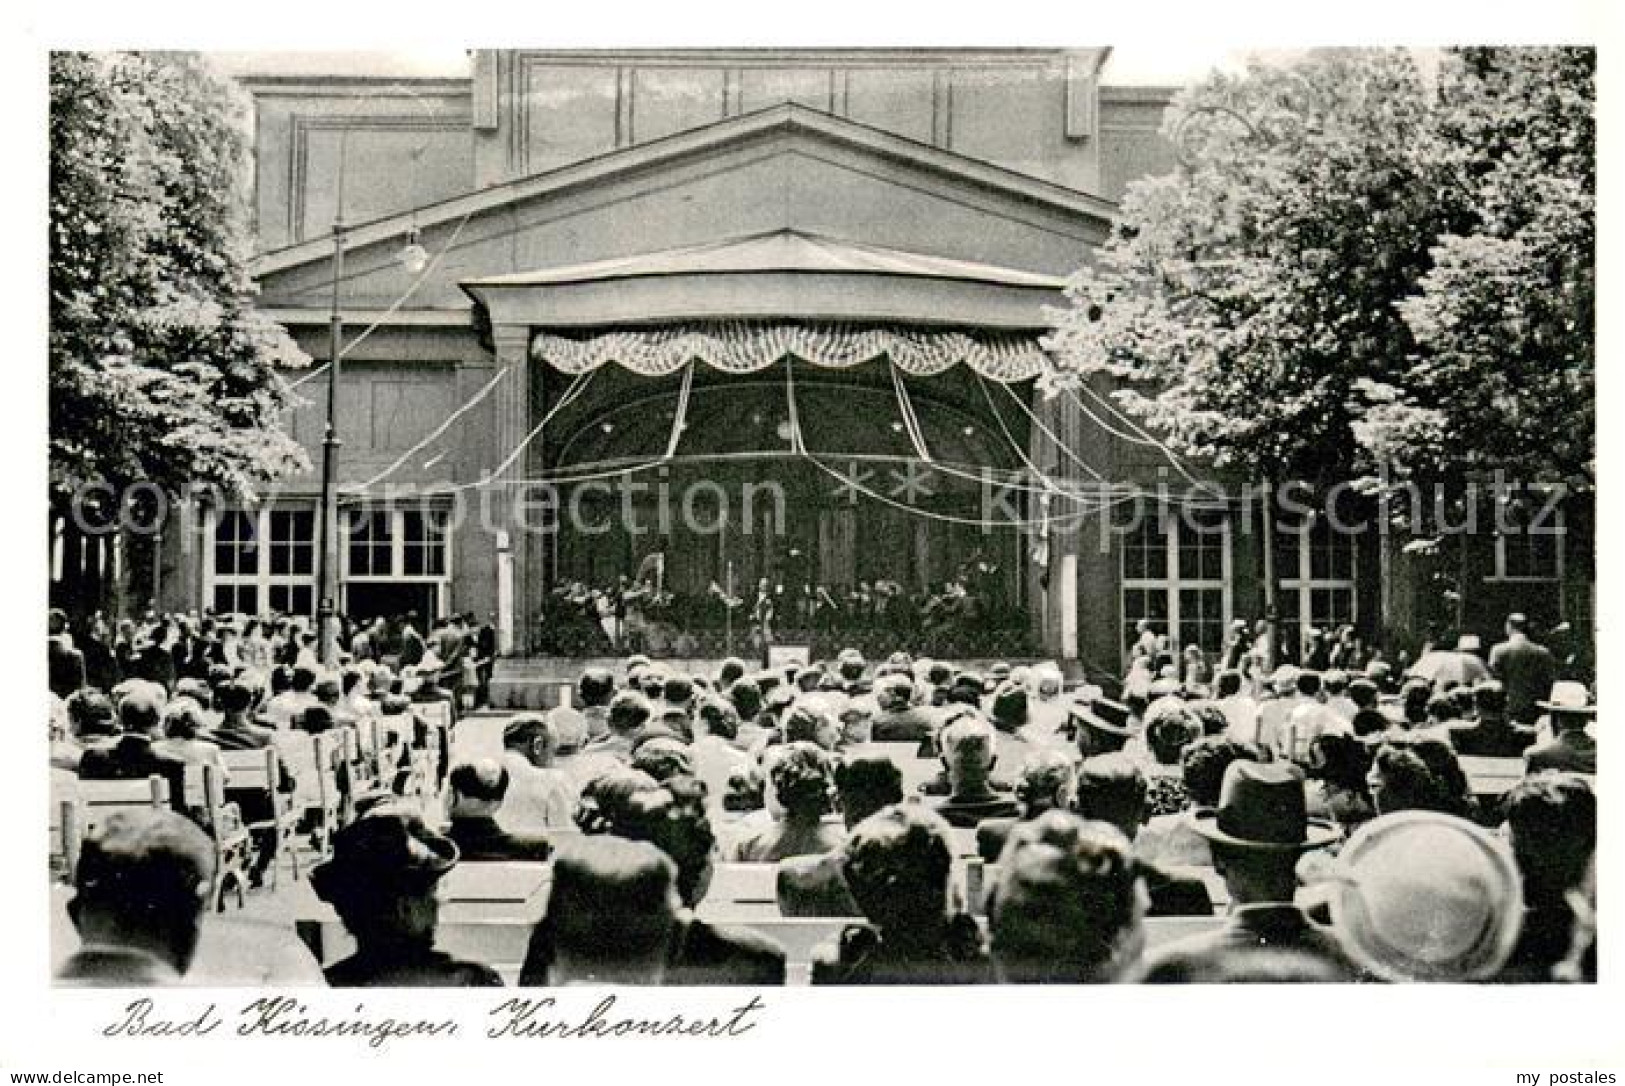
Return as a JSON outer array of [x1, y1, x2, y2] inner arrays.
[[976, 750, 1077, 862], [263, 665, 318, 728], [1345, 678, 1389, 738], [58, 809, 216, 986], [987, 811, 1148, 983], [60, 689, 118, 769], [726, 678, 768, 745], [689, 696, 754, 808], [1074, 754, 1212, 917], [580, 689, 653, 763], [597, 776, 786, 984], [522, 838, 683, 985], [717, 656, 748, 691], [869, 673, 937, 743], [722, 762, 766, 814], [1304, 733, 1377, 833], [838, 694, 878, 746], [1496, 774, 1597, 982], [729, 742, 844, 861], [77, 687, 190, 816], [1072, 696, 1136, 758], [1143, 761, 1353, 980], [782, 699, 843, 752], [1214, 669, 1261, 744], [1323, 670, 1358, 722], [496, 714, 578, 831], [444, 759, 554, 861], [312, 673, 356, 730], [312, 809, 502, 987], [812, 804, 990, 985], [932, 714, 1019, 828], [154, 697, 226, 773], [209, 679, 294, 887], [1449, 681, 1534, 757], [296, 703, 336, 736], [1135, 738, 1264, 868], [779, 754, 905, 917], [1367, 737, 1473, 819], [574, 766, 661, 835], [1141, 698, 1200, 815], [1524, 682, 1597, 776], [1329, 810, 1523, 983], [573, 667, 617, 746], [989, 681, 1035, 768], [631, 736, 695, 782]]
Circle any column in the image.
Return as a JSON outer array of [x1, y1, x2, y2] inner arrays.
[[489, 324, 532, 654]]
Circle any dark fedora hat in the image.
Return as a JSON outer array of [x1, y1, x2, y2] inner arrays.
[[311, 811, 458, 905], [1069, 696, 1134, 738], [1190, 761, 1340, 852]]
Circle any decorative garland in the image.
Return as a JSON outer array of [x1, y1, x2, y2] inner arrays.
[[530, 321, 1048, 384]]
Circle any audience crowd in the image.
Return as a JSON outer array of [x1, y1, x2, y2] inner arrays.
[[49, 605, 1597, 987]]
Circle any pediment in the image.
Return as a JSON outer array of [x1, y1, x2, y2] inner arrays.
[[253, 104, 1114, 316]]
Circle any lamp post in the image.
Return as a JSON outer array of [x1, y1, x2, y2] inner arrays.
[[315, 211, 347, 666]]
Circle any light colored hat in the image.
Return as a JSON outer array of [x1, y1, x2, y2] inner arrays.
[[1538, 680, 1596, 715], [1270, 665, 1301, 695], [1331, 811, 1523, 983]]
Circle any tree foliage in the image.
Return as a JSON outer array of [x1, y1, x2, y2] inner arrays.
[[49, 51, 310, 511], [1044, 47, 1594, 499]]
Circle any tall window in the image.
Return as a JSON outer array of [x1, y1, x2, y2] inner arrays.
[[207, 506, 315, 617], [1493, 499, 1563, 582], [1277, 516, 1358, 656], [1121, 506, 1231, 657], [343, 506, 452, 583]]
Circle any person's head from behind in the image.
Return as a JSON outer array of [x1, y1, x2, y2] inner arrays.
[[611, 775, 717, 909], [1473, 680, 1507, 720], [1506, 612, 1529, 638], [694, 696, 740, 744], [1346, 678, 1379, 712], [174, 678, 212, 711], [1367, 739, 1465, 818], [833, 754, 904, 829], [1143, 697, 1199, 766], [765, 741, 834, 823], [502, 714, 557, 768], [662, 674, 695, 711], [161, 698, 209, 742], [577, 667, 615, 710], [216, 679, 256, 720], [1400, 679, 1432, 725], [783, 698, 841, 751], [68, 809, 216, 978], [1305, 733, 1373, 798], [66, 689, 116, 740], [290, 666, 317, 694], [717, 657, 747, 690], [607, 690, 652, 737], [631, 737, 694, 783], [938, 711, 999, 794], [727, 678, 763, 723], [1013, 750, 1076, 818], [574, 766, 660, 835], [1214, 669, 1243, 700], [1295, 671, 1323, 701], [1426, 692, 1458, 726], [987, 811, 1146, 983], [117, 687, 165, 739], [544, 839, 681, 985], [1073, 753, 1147, 840], [1323, 670, 1349, 698], [310, 810, 456, 949], [875, 673, 915, 713], [1502, 773, 1596, 908], [1143, 945, 1349, 984], [842, 804, 956, 936], [1182, 738, 1264, 809], [447, 759, 511, 819]]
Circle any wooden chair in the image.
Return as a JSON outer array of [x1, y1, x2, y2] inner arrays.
[[219, 747, 303, 889], [76, 774, 170, 831], [185, 763, 253, 912], [49, 795, 81, 884]]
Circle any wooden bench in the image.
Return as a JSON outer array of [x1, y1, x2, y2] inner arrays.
[[219, 747, 303, 889]]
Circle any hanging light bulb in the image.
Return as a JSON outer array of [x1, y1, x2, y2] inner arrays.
[[396, 223, 430, 275]]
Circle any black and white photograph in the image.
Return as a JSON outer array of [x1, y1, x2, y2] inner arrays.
[[10, 7, 1618, 1081]]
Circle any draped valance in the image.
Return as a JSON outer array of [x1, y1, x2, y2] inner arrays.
[[530, 321, 1048, 384]]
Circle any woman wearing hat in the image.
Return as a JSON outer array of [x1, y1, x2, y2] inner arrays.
[[312, 811, 502, 987]]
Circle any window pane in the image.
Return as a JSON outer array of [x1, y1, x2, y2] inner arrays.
[[1122, 515, 1167, 581], [1178, 587, 1225, 654], [346, 510, 393, 576], [1178, 509, 1226, 581], [214, 511, 258, 576]]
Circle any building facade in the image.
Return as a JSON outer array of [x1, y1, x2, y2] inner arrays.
[[130, 48, 1587, 678]]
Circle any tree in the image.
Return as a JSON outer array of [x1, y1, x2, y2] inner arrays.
[[1044, 49, 1451, 490], [50, 52, 310, 612], [1362, 47, 1594, 495]]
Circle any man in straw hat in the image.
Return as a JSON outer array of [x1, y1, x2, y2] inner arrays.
[[1525, 681, 1596, 775], [1143, 761, 1353, 980], [1327, 811, 1524, 982]]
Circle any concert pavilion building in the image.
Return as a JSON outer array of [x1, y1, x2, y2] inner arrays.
[[137, 49, 1588, 684]]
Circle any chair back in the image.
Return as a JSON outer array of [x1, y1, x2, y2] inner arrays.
[[77, 775, 169, 832]]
